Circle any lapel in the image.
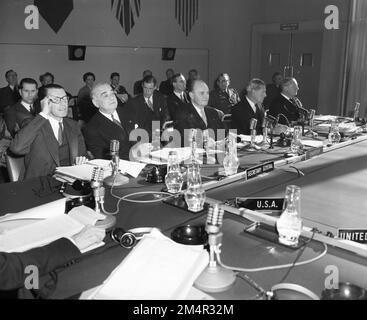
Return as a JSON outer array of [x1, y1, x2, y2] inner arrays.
[[152, 91, 161, 116], [41, 121, 60, 166], [63, 119, 78, 163], [244, 98, 256, 116], [117, 108, 133, 136], [188, 103, 207, 128]]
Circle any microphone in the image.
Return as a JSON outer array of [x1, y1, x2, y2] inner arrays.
[[91, 166, 105, 214], [309, 109, 316, 127], [354, 102, 360, 122], [103, 139, 129, 187], [91, 166, 117, 230], [244, 118, 261, 151], [194, 204, 236, 293]]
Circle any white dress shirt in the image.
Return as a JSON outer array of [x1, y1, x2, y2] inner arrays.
[[246, 96, 257, 113], [99, 110, 121, 123], [39, 112, 63, 141], [21, 101, 32, 113]]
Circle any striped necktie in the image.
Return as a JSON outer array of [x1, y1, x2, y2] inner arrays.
[[146, 98, 153, 110], [58, 122, 63, 145], [199, 108, 208, 126], [111, 114, 122, 127]]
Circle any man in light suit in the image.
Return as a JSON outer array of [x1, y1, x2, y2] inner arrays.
[[10, 84, 87, 181], [231, 78, 266, 135], [4, 78, 40, 137]]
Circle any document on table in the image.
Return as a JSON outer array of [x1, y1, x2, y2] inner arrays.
[[0, 201, 105, 253], [89, 229, 209, 300]]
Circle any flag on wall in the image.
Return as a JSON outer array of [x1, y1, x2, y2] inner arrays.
[[111, 0, 141, 36], [175, 0, 199, 37], [34, 0, 74, 33]]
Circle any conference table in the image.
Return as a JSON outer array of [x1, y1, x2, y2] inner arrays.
[[1, 131, 367, 300]]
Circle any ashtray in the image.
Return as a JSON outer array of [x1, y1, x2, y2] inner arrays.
[[171, 224, 208, 246], [321, 282, 367, 300]]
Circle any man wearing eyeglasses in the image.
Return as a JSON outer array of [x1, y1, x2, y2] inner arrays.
[[9, 84, 88, 180]]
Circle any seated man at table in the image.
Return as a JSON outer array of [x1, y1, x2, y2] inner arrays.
[[174, 79, 225, 147], [83, 83, 151, 161], [269, 77, 304, 125], [0, 226, 105, 293], [231, 78, 266, 135], [9, 84, 88, 181]]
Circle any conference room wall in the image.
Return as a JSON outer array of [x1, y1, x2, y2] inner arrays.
[[0, 0, 350, 104]]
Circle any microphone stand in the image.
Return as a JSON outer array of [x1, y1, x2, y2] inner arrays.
[[91, 166, 116, 230], [243, 118, 261, 151], [194, 204, 236, 293], [104, 140, 129, 188]]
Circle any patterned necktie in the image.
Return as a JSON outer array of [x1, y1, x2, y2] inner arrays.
[[111, 114, 122, 127], [147, 98, 153, 110], [29, 105, 34, 116], [58, 122, 63, 145]]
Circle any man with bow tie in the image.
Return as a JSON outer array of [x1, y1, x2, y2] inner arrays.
[[4, 78, 41, 137], [269, 77, 305, 125]]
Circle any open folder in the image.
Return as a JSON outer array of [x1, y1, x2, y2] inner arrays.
[[89, 229, 209, 300], [0, 199, 105, 253]]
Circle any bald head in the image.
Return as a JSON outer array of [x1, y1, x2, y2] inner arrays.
[[189, 80, 209, 108]]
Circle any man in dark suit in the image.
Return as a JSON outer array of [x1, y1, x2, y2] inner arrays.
[[0, 69, 21, 114], [0, 226, 105, 293], [231, 78, 266, 135], [4, 78, 40, 137], [174, 80, 225, 147], [10, 84, 87, 181], [166, 73, 190, 121], [127, 75, 171, 138], [83, 83, 137, 160], [159, 68, 174, 96], [209, 73, 240, 114], [269, 77, 303, 125], [133, 69, 152, 96], [263, 72, 283, 108]]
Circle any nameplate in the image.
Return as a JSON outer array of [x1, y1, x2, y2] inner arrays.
[[338, 229, 367, 244], [305, 146, 323, 160], [236, 197, 284, 212], [246, 161, 274, 180]]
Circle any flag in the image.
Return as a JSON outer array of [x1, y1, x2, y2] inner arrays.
[[175, 0, 199, 36], [34, 0, 73, 33], [111, 0, 141, 36]]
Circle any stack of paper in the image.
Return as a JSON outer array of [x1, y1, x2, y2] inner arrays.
[[54, 159, 146, 181], [0, 199, 105, 253], [89, 229, 209, 300]]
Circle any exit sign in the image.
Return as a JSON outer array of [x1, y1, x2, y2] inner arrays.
[[280, 23, 299, 31]]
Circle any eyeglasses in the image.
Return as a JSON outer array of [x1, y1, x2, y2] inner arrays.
[[48, 95, 68, 104]]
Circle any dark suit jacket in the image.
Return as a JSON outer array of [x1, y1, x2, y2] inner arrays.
[[133, 79, 143, 96], [269, 94, 300, 125], [231, 98, 265, 135], [159, 79, 173, 96], [208, 88, 240, 114], [263, 83, 281, 108], [0, 238, 80, 291], [10, 115, 87, 180], [166, 92, 190, 121], [0, 85, 21, 114], [126, 91, 170, 137], [4, 101, 38, 137], [83, 108, 135, 160], [174, 103, 225, 146]]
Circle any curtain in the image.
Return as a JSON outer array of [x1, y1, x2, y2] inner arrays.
[[344, 0, 367, 117]]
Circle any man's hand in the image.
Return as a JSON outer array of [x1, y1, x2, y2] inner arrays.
[[71, 226, 105, 252], [40, 97, 51, 115], [74, 156, 88, 165]]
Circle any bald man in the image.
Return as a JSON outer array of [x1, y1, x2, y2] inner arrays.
[[174, 80, 225, 146]]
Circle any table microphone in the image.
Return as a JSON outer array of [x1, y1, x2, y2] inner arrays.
[[194, 204, 236, 293], [91, 166, 117, 230], [244, 118, 260, 151], [354, 102, 360, 122], [103, 139, 129, 187]]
